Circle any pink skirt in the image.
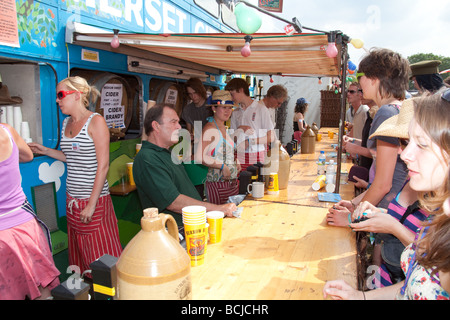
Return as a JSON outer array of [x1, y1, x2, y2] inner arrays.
[[0, 218, 60, 300], [66, 193, 122, 278]]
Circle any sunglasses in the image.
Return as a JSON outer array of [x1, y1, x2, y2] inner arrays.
[[356, 72, 365, 81], [347, 90, 363, 94], [57, 90, 79, 99]]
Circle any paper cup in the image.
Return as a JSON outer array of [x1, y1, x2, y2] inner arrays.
[[6, 106, 14, 127], [206, 211, 224, 244], [13, 106, 22, 135], [0, 106, 7, 123], [126, 162, 135, 186], [267, 172, 279, 195], [184, 223, 207, 267], [21, 121, 30, 140], [312, 175, 326, 191], [136, 143, 142, 155]]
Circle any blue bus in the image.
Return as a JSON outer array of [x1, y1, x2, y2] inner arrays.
[[0, 0, 240, 274]]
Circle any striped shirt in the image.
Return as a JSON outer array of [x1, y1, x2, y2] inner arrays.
[[60, 113, 109, 199]]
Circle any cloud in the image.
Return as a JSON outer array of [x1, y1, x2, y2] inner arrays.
[[253, 0, 450, 63]]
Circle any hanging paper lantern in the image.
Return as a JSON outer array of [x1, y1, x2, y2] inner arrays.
[[234, 3, 262, 35]]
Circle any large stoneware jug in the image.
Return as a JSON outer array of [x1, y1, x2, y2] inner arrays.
[[300, 126, 316, 154], [116, 208, 192, 300], [278, 143, 291, 189]]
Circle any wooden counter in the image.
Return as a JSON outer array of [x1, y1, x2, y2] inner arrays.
[[191, 202, 356, 300], [190, 128, 357, 300], [263, 128, 354, 208]]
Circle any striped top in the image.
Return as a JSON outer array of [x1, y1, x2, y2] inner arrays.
[[61, 113, 109, 199], [387, 191, 429, 233]]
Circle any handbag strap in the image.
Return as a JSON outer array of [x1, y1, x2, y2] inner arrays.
[[399, 200, 420, 225]]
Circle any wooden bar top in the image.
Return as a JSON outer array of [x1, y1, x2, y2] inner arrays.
[[261, 128, 354, 207], [190, 128, 357, 300], [191, 202, 356, 300]]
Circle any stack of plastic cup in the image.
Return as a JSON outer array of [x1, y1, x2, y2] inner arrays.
[[182, 206, 207, 266]]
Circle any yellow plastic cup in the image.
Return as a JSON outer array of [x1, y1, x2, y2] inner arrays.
[[328, 131, 334, 139], [206, 211, 224, 244], [126, 162, 135, 186], [316, 133, 322, 141], [184, 223, 207, 267]]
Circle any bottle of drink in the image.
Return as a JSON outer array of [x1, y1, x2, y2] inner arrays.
[[325, 159, 336, 193], [317, 151, 326, 175], [326, 159, 336, 184]]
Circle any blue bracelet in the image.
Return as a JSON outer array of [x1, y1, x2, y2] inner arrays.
[[220, 163, 224, 171]]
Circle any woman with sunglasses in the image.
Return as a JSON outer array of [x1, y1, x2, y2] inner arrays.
[[323, 90, 450, 300], [198, 90, 241, 204], [29, 76, 122, 280]]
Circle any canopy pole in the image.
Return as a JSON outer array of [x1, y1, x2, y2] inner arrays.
[[334, 34, 349, 194]]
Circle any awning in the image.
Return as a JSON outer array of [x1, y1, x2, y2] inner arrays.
[[72, 29, 341, 78]]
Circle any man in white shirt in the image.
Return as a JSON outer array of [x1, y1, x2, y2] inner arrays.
[[259, 84, 288, 128], [225, 78, 275, 171]]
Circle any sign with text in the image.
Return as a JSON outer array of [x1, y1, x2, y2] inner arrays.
[[100, 84, 125, 128], [0, 0, 19, 47], [258, 0, 283, 13]]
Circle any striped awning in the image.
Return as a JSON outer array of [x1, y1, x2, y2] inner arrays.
[[73, 31, 341, 77]]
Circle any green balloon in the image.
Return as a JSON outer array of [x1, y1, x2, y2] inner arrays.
[[235, 3, 262, 34]]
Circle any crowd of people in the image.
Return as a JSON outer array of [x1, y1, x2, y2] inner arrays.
[[325, 50, 449, 299], [1, 46, 449, 300]]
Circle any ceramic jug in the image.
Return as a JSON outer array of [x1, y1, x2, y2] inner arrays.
[[116, 208, 192, 300], [277, 143, 291, 189], [300, 126, 316, 154]]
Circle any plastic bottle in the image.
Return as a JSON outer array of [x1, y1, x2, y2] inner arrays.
[[317, 151, 326, 175], [326, 159, 336, 184], [325, 159, 336, 193]]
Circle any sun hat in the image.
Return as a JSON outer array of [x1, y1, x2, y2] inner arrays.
[[206, 90, 237, 107], [0, 85, 23, 105], [369, 99, 414, 140]]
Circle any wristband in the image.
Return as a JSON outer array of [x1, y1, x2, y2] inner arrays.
[[220, 163, 224, 171]]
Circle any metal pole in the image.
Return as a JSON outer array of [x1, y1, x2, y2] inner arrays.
[[334, 37, 349, 194]]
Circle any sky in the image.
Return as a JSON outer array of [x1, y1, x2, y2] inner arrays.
[[248, 0, 450, 65]]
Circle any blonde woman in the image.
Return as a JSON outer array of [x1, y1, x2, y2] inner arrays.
[[29, 76, 122, 278]]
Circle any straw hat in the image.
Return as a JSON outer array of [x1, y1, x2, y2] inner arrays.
[[369, 99, 414, 140], [206, 90, 237, 107], [0, 85, 23, 105]]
